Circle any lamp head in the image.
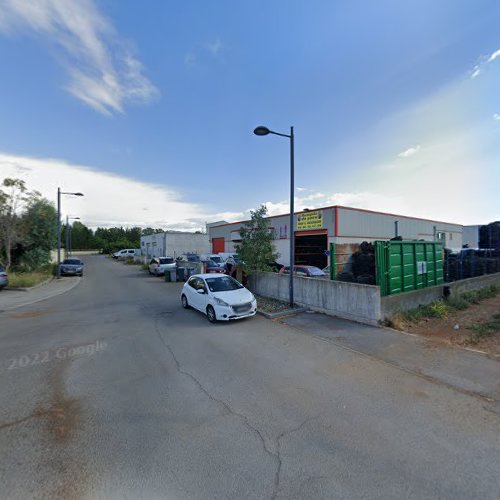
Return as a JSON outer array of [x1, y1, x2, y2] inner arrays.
[[253, 126, 270, 136]]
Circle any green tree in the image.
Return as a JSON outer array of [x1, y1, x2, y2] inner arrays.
[[20, 198, 58, 270], [69, 221, 95, 250], [0, 178, 40, 269], [235, 205, 279, 274]]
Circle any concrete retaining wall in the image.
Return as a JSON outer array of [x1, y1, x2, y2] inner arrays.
[[447, 272, 500, 295], [249, 271, 500, 325], [381, 272, 500, 319], [248, 272, 381, 326]]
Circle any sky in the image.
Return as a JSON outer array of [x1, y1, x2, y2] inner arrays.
[[0, 0, 499, 229]]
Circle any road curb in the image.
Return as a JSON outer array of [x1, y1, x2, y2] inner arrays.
[[1, 277, 82, 312], [257, 307, 308, 319]]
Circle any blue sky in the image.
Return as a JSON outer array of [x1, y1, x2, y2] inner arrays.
[[0, 0, 499, 228]]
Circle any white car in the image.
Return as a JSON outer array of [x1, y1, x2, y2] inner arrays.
[[149, 257, 176, 276], [181, 274, 257, 323], [113, 248, 140, 259]]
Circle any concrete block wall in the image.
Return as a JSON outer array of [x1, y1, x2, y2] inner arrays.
[[248, 272, 381, 326], [381, 272, 500, 319]]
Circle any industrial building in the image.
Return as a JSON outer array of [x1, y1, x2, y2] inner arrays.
[[208, 205, 463, 270], [141, 231, 210, 260]]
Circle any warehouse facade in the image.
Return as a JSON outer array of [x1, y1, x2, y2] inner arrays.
[[141, 231, 210, 260], [208, 205, 463, 270]]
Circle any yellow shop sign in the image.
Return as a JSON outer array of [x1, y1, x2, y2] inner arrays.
[[297, 210, 323, 230]]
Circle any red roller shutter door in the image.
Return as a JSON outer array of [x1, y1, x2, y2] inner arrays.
[[212, 238, 225, 253]]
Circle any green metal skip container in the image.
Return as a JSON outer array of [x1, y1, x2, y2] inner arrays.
[[375, 240, 444, 296]]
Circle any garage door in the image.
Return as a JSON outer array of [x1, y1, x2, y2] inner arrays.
[[295, 231, 327, 269], [212, 238, 225, 253]]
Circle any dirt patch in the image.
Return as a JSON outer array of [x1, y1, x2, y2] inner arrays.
[[10, 309, 55, 319], [401, 295, 500, 356]]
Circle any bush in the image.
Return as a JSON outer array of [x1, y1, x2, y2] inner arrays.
[[428, 301, 449, 318]]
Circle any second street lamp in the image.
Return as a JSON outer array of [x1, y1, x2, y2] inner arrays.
[[65, 216, 80, 257], [57, 188, 84, 278], [253, 125, 295, 308]]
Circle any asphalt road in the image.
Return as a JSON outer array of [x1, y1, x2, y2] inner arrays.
[[0, 255, 499, 499]]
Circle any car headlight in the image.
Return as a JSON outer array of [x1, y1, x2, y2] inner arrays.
[[214, 297, 229, 307]]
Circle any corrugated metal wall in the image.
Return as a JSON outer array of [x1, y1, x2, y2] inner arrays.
[[337, 207, 463, 250]]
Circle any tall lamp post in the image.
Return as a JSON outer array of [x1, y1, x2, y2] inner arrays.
[[253, 125, 295, 308], [57, 188, 84, 278], [65, 216, 80, 257]]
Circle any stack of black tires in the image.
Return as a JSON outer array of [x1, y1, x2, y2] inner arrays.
[[337, 241, 376, 285], [480, 222, 500, 250], [444, 248, 500, 282]]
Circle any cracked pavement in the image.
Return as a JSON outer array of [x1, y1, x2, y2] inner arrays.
[[0, 255, 499, 499]]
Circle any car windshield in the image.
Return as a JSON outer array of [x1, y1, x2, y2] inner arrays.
[[206, 260, 222, 267], [210, 256, 223, 263], [205, 276, 244, 292], [63, 259, 82, 265], [159, 257, 174, 264], [308, 267, 325, 276]]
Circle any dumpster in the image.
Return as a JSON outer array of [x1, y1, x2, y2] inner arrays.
[[375, 240, 443, 296], [176, 267, 185, 282], [165, 269, 176, 282]]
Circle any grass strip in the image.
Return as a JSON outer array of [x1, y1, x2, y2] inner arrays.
[[8, 271, 52, 288], [387, 285, 500, 329]]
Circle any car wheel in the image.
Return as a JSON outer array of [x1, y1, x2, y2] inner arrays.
[[181, 294, 190, 309], [206, 305, 217, 323]]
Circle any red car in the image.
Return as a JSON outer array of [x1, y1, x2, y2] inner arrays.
[[279, 265, 328, 279], [204, 260, 226, 274]]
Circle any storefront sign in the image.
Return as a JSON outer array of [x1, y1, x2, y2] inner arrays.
[[297, 211, 323, 230]]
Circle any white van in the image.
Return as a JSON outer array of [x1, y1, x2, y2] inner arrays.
[[112, 249, 140, 259], [218, 253, 239, 262]]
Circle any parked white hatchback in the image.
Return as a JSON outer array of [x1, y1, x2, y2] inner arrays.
[[181, 274, 257, 323]]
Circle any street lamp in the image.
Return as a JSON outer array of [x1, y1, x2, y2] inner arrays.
[[57, 188, 84, 278], [65, 216, 80, 257], [253, 125, 295, 308]]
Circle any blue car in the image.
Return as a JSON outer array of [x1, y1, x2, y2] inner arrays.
[[59, 258, 84, 277]]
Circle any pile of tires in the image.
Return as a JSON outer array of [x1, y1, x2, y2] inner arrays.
[[337, 241, 376, 285]]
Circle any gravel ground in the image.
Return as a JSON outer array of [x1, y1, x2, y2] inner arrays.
[[255, 294, 295, 313]]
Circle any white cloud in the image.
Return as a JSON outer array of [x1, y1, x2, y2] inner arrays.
[[470, 47, 500, 80], [0, 0, 158, 115], [397, 145, 421, 158], [494, 113, 500, 121], [0, 152, 211, 230], [487, 49, 500, 63], [206, 37, 223, 58], [470, 66, 481, 79]]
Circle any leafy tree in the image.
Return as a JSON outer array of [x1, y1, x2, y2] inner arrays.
[[0, 178, 39, 269], [20, 197, 57, 270], [142, 227, 164, 236], [235, 205, 279, 274], [69, 221, 94, 250]]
